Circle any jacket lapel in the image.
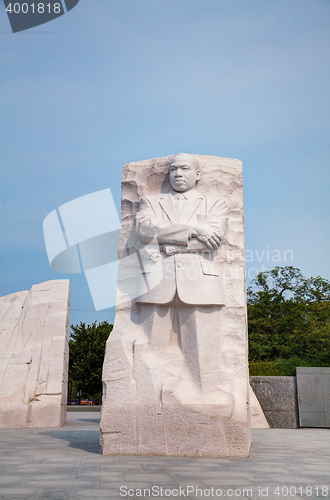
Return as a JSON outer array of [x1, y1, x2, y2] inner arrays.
[[159, 194, 178, 221], [180, 191, 204, 222], [159, 191, 204, 222]]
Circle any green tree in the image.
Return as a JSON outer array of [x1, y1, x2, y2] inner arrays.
[[69, 321, 113, 403], [248, 266, 330, 374]]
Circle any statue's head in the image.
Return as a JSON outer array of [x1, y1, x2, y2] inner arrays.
[[169, 153, 200, 193]]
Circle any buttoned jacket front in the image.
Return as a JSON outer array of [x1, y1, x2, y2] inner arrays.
[[135, 189, 228, 305]]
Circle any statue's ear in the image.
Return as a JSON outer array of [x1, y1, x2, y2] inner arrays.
[[196, 169, 201, 182]]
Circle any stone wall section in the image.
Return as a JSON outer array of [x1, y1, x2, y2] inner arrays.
[[0, 280, 70, 428], [296, 367, 330, 428], [250, 376, 299, 428]]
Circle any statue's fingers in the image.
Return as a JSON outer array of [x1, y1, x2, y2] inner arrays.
[[212, 235, 221, 246], [207, 237, 219, 249], [200, 236, 213, 249]]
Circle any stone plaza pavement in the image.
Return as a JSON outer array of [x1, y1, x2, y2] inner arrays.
[[0, 412, 329, 500]]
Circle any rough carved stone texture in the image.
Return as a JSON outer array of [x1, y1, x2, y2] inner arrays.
[[100, 155, 252, 456], [249, 383, 269, 428], [0, 280, 70, 428]]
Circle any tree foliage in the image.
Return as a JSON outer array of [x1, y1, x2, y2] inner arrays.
[[69, 321, 113, 402], [248, 266, 330, 369]]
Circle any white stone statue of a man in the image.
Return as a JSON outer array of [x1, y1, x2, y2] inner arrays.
[[100, 153, 253, 457]]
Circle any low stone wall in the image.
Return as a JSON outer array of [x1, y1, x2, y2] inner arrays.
[[250, 376, 299, 429], [67, 406, 102, 412]]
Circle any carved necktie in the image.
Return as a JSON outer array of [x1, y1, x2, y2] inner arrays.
[[175, 193, 186, 219]]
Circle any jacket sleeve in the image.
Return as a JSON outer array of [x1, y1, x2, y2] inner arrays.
[[135, 197, 191, 246], [205, 198, 228, 238], [135, 196, 228, 249], [185, 198, 228, 251]]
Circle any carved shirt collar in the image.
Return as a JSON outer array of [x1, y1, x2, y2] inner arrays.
[[170, 188, 197, 201]]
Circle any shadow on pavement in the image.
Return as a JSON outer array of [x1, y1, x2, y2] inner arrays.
[[38, 427, 101, 454]]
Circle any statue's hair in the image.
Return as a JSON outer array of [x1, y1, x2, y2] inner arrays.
[[192, 155, 200, 173], [170, 153, 200, 173]]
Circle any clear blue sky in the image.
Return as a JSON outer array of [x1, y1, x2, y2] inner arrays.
[[1, 0, 329, 326]]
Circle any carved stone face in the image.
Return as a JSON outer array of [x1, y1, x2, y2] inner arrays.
[[169, 154, 200, 193]]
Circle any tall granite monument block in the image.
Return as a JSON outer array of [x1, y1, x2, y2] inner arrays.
[[0, 280, 70, 428], [100, 154, 251, 456]]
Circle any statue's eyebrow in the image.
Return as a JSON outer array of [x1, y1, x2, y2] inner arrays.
[[170, 164, 190, 169]]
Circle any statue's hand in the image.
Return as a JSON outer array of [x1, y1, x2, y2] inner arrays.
[[190, 225, 222, 249]]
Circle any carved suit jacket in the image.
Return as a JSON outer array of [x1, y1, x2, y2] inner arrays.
[[135, 189, 228, 305]]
